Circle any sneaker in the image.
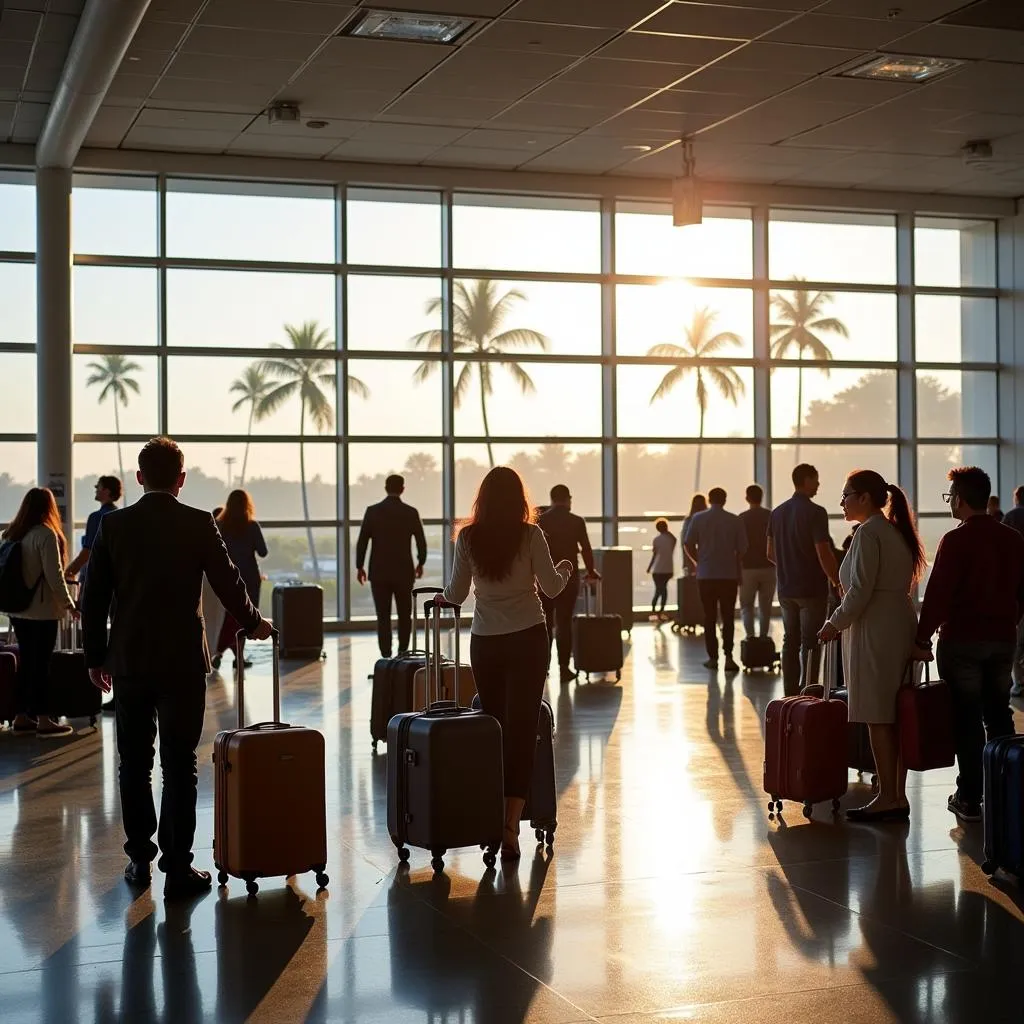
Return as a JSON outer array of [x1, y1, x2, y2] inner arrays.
[[703, 659, 718, 670], [947, 792, 982, 823]]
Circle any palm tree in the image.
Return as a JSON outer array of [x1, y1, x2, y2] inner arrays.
[[254, 320, 368, 582], [647, 307, 745, 494], [410, 280, 550, 467], [770, 279, 849, 461], [86, 353, 141, 496], [230, 365, 272, 489]]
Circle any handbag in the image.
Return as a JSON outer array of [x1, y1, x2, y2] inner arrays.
[[898, 662, 956, 772]]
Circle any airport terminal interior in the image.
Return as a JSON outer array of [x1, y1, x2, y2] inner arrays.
[[3, 0, 1024, 1021]]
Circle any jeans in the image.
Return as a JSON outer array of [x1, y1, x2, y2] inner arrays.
[[779, 596, 827, 697], [10, 617, 59, 718], [542, 573, 580, 672], [651, 573, 672, 614], [937, 639, 1016, 805], [115, 673, 207, 874], [370, 578, 413, 657], [471, 623, 548, 799], [1012, 618, 1024, 694], [740, 567, 776, 638], [697, 579, 738, 661]]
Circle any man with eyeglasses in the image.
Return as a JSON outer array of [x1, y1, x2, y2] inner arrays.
[[915, 466, 1024, 824]]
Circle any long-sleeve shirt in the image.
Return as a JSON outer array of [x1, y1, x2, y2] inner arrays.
[[443, 524, 570, 636], [916, 514, 1024, 646], [11, 525, 76, 620]]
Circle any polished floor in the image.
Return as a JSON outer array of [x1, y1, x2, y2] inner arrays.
[[2, 624, 1024, 1024]]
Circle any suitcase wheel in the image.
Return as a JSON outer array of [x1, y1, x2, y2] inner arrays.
[[802, 803, 813, 819], [245, 878, 259, 897], [535, 827, 556, 848], [615, 670, 621, 682], [397, 847, 410, 864], [482, 849, 497, 869], [430, 850, 446, 873], [982, 861, 995, 876], [217, 870, 229, 887], [315, 869, 329, 889]]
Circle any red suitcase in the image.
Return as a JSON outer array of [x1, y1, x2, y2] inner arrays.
[[898, 663, 955, 772], [764, 641, 848, 818]]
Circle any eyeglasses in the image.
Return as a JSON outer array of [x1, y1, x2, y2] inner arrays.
[[839, 490, 858, 504], [942, 492, 953, 504]]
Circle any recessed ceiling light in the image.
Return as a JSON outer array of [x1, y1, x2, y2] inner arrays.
[[307, 120, 329, 130], [622, 144, 652, 152], [838, 53, 964, 83], [342, 9, 477, 45]]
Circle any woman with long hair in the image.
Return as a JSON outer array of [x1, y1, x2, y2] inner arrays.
[[682, 493, 707, 576], [2, 488, 79, 736], [213, 491, 267, 670], [443, 467, 573, 860], [818, 469, 925, 822], [646, 517, 676, 622]]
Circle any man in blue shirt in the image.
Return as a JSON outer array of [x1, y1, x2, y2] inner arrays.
[[767, 464, 839, 696], [684, 487, 747, 671]]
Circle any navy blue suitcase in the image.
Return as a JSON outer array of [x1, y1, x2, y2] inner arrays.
[[982, 736, 1024, 878]]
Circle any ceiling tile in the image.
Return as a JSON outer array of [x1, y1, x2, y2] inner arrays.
[[288, 61, 426, 95], [713, 41, 865, 74], [105, 73, 159, 104], [555, 56, 698, 89], [407, 69, 545, 103], [0, 10, 42, 41], [526, 80, 658, 110], [285, 87, 397, 120], [83, 105, 139, 147], [378, 0, 509, 13], [521, 144, 636, 173], [352, 122, 467, 145], [506, 0, 669, 30], [765, 14, 925, 48], [227, 133, 340, 157], [134, 106, 254, 132], [199, 0, 353, 34], [120, 46, 175, 76], [588, 107, 714, 135], [382, 93, 508, 124], [676, 65, 811, 98], [639, 3, 796, 40], [642, 89, 753, 116], [816, 0, 969, 17], [242, 116, 368, 139], [165, 52, 302, 85], [37, 12, 77, 45], [596, 31, 740, 64], [425, 145, 528, 168], [130, 19, 190, 51], [182, 25, 324, 61], [150, 76, 277, 108], [470, 20, 615, 55], [881, 24, 1024, 61], [146, 0, 206, 19], [782, 75, 917, 104], [313, 36, 451, 74], [454, 127, 574, 150], [120, 125, 235, 150], [488, 101, 611, 131], [0, 40, 33, 64], [326, 139, 441, 162], [24, 62, 62, 92]]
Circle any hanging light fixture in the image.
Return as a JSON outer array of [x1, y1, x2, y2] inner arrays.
[[672, 138, 702, 228]]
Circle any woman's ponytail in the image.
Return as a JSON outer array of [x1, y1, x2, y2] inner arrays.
[[886, 483, 926, 583]]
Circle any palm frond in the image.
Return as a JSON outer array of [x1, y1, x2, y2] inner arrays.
[[500, 360, 536, 395], [255, 379, 299, 419], [647, 343, 688, 359], [649, 364, 688, 404], [809, 316, 850, 337], [347, 375, 370, 399], [488, 328, 550, 352], [696, 330, 743, 357], [708, 366, 746, 402], [409, 329, 445, 352]]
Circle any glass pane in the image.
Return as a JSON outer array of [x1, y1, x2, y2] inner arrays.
[[167, 269, 336, 348], [915, 217, 996, 288], [74, 266, 158, 346], [617, 283, 753, 358], [346, 188, 441, 268], [617, 443, 755, 517], [769, 210, 896, 285], [348, 525, 444, 621], [0, 354, 36, 433], [455, 443, 602, 518], [918, 516, 956, 593], [0, 173, 35, 252], [0, 263, 36, 344], [166, 179, 335, 263], [915, 295, 997, 363], [455, 360, 602, 438], [771, 368, 896, 439], [72, 174, 158, 257], [73, 354, 159, 436], [617, 364, 754, 438], [347, 275, 441, 353], [349, 443, 443, 520], [770, 444, 898, 515], [615, 203, 752, 279], [917, 444, 998, 514], [917, 370, 997, 438], [347, 358, 442, 437], [619, 519, 685, 613], [453, 193, 600, 274], [73, 442, 146, 507], [261, 526, 339, 618], [770, 288, 896, 363], [0, 443, 37, 523]]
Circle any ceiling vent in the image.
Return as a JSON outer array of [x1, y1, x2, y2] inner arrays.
[[267, 102, 301, 126], [341, 9, 478, 45], [836, 53, 965, 83]]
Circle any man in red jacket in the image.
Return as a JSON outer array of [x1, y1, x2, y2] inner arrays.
[[915, 466, 1024, 823]]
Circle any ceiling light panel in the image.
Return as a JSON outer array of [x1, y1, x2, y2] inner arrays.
[[839, 53, 965, 82], [343, 9, 478, 45]]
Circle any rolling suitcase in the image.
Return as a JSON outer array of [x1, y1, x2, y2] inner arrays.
[[49, 617, 102, 726], [0, 649, 16, 726], [213, 629, 329, 896], [982, 736, 1024, 878], [741, 635, 779, 672], [387, 597, 504, 872], [672, 575, 703, 634], [801, 683, 876, 777], [898, 663, 955, 772], [271, 583, 324, 660], [571, 580, 623, 682], [764, 640, 848, 818]]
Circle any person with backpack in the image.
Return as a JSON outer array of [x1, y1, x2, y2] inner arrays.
[[0, 488, 79, 737]]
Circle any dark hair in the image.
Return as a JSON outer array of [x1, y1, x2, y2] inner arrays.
[[385, 474, 404, 494], [745, 484, 763, 504], [1015, 485, 1024, 505], [948, 466, 991, 512], [138, 437, 184, 491], [97, 475, 122, 501], [655, 517, 668, 532], [550, 484, 570, 503], [708, 487, 727, 505], [792, 463, 818, 488], [687, 493, 707, 518], [458, 467, 533, 582], [217, 489, 255, 537], [3, 487, 67, 564], [845, 469, 926, 583], [212, 506, 224, 518]]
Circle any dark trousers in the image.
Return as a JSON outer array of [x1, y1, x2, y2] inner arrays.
[[652, 573, 671, 614], [115, 674, 207, 874], [780, 596, 827, 697], [542, 573, 580, 672], [697, 579, 738, 660], [937, 639, 1016, 805], [370, 578, 413, 658], [10, 617, 58, 717], [471, 623, 548, 799]]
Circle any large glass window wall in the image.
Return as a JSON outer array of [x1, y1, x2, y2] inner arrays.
[[0, 172, 1001, 619]]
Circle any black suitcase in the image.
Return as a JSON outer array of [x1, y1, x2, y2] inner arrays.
[[672, 575, 703, 634], [50, 620, 101, 726], [572, 580, 623, 681], [387, 597, 504, 872], [982, 736, 1024, 878], [740, 635, 779, 672], [271, 584, 324, 660]]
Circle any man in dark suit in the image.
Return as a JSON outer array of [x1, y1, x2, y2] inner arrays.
[[355, 474, 427, 658], [83, 437, 272, 900]]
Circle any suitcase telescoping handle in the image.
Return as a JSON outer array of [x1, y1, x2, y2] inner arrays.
[[423, 597, 461, 710], [409, 585, 444, 652], [822, 636, 838, 701], [582, 576, 602, 617], [235, 627, 281, 729]]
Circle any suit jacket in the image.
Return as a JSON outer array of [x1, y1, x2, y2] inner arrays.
[[82, 492, 262, 677], [355, 496, 427, 583]]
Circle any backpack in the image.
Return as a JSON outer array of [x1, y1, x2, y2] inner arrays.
[[0, 539, 40, 614]]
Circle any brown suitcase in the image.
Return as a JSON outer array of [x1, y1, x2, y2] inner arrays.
[[271, 584, 324, 660], [412, 661, 477, 709], [213, 630, 329, 896]]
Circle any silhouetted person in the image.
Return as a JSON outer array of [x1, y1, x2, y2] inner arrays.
[[1002, 485, 1024, 697], [682, 493, 708, 576], [738, 483, 775, 639], [987, 495, 1004, 522], [537, 484, 599, 684], [645, 517, 676, 622], [83, 437, 272, 900], [355, 474, 427, 658]]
